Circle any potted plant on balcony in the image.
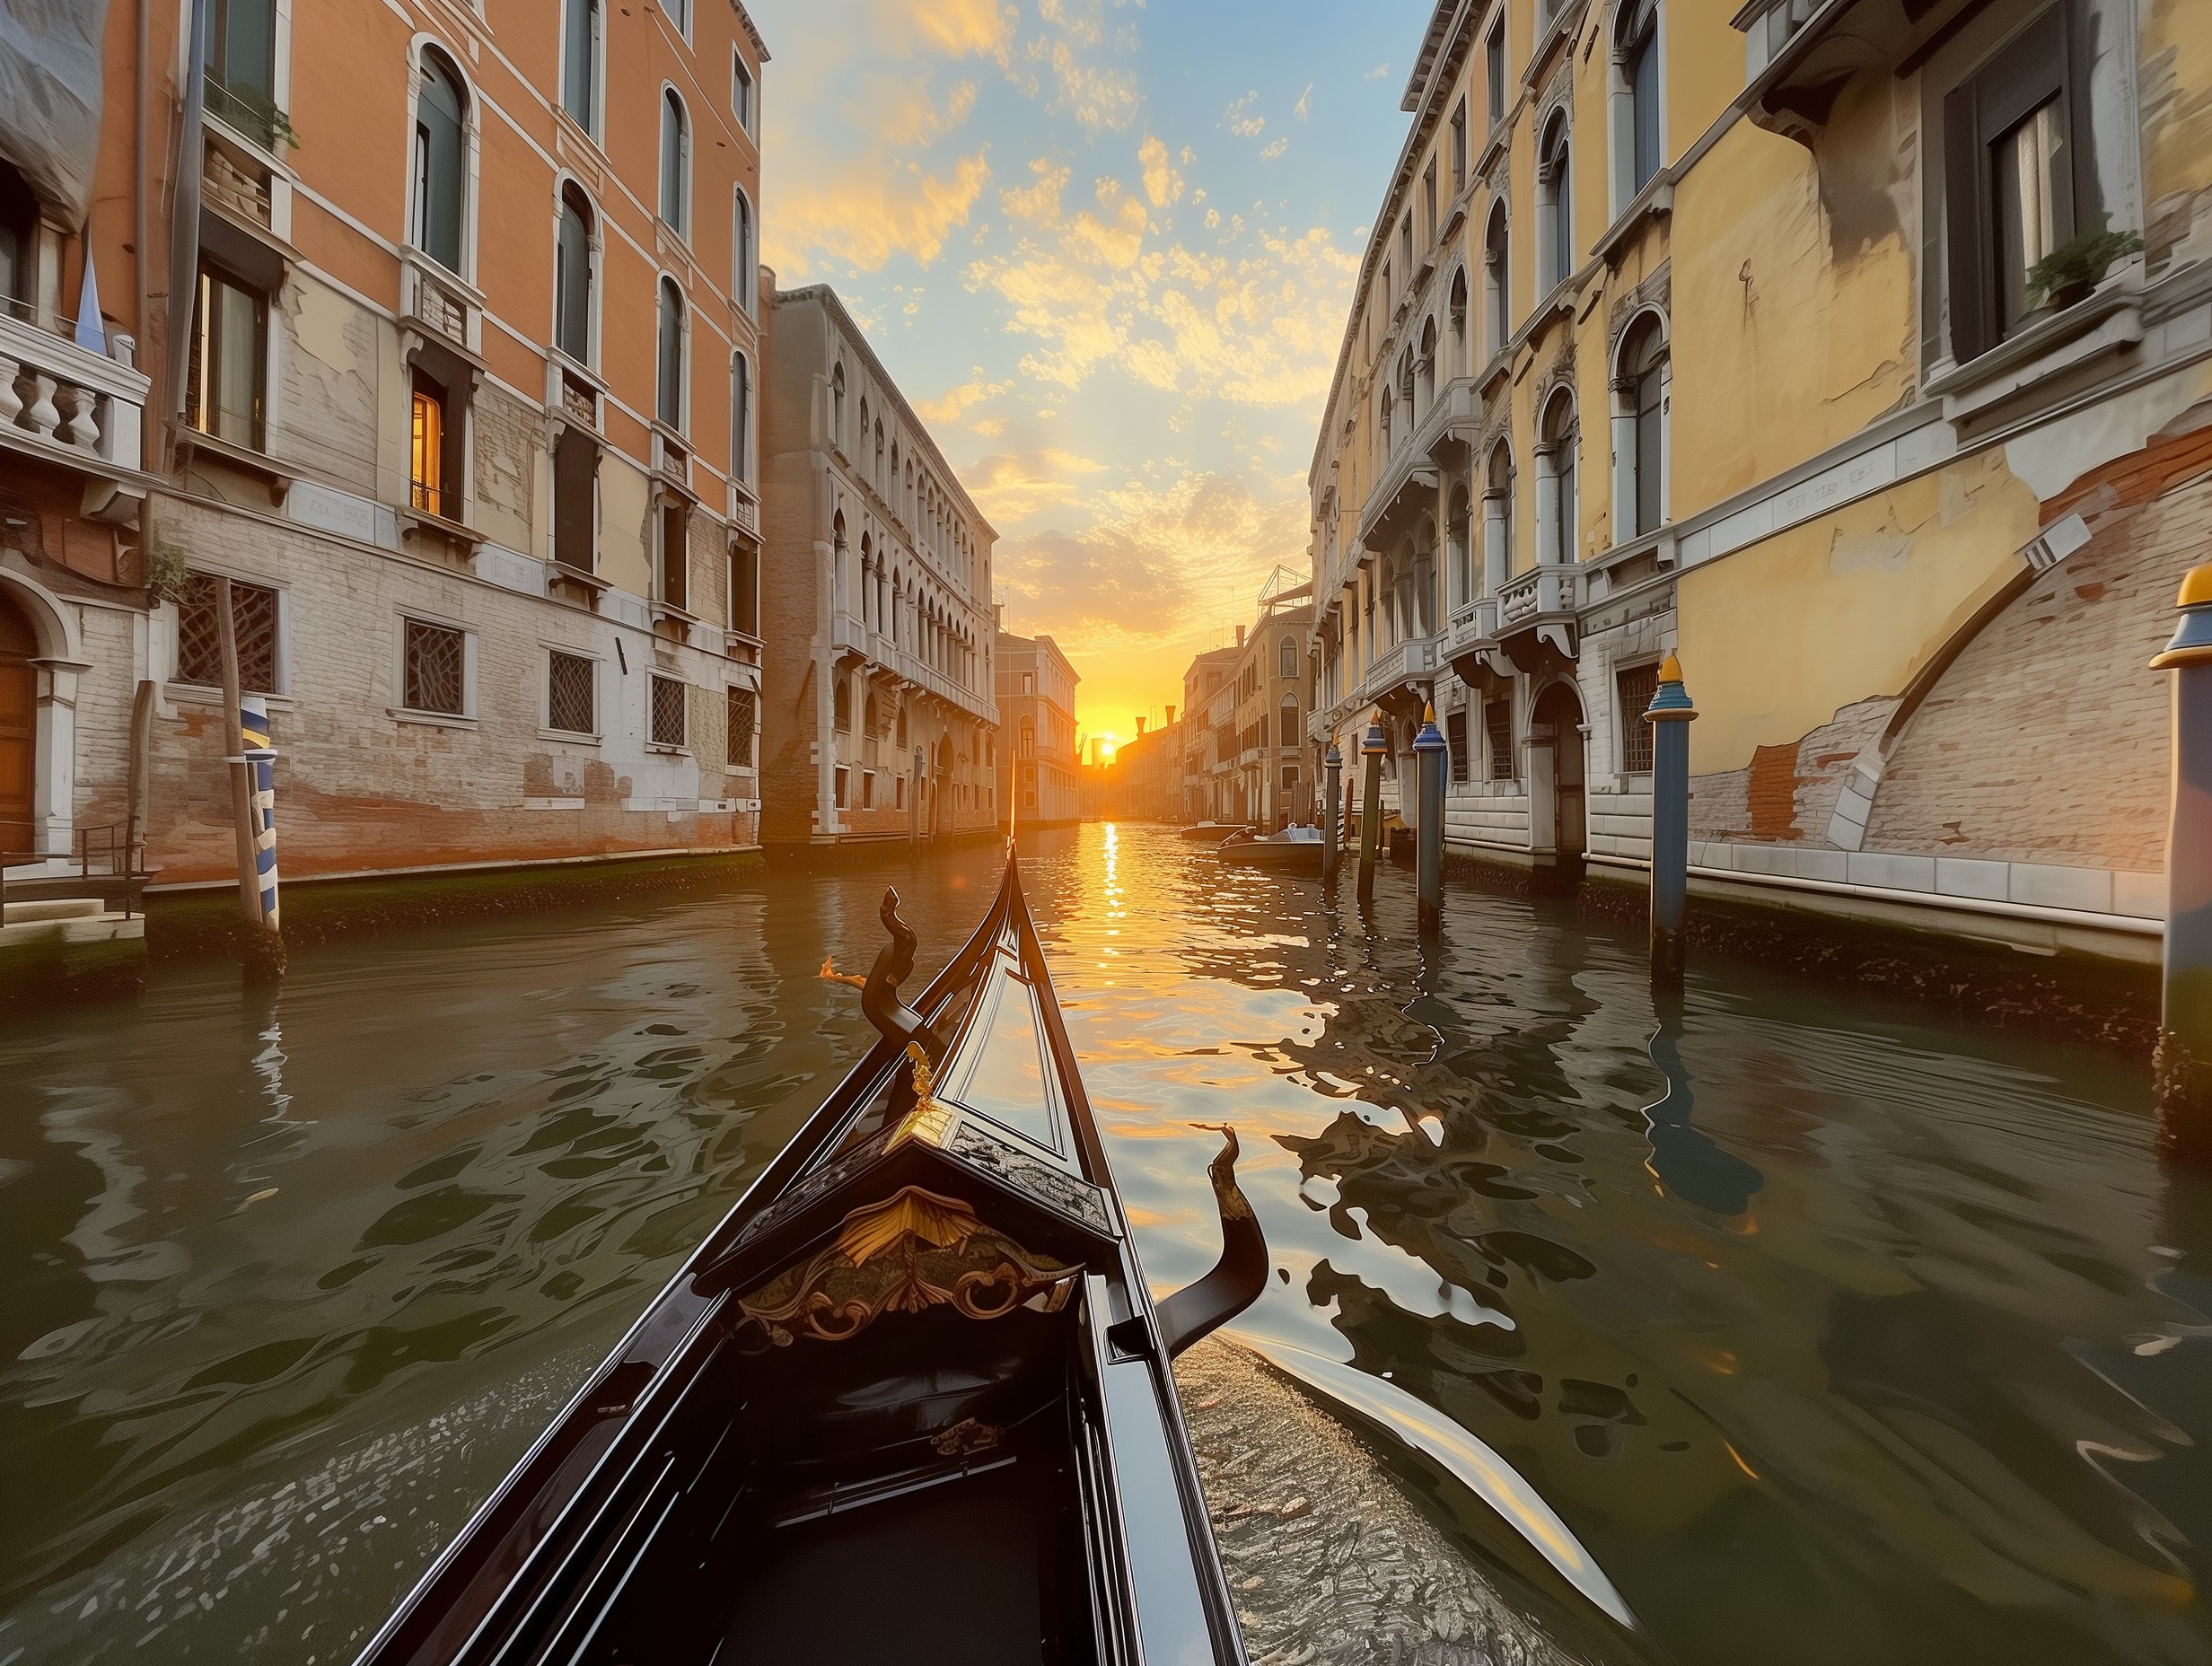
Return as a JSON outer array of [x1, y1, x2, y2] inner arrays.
[[2025, 227, 2143, 314]]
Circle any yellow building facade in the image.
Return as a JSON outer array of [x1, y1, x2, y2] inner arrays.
[[1309, 0, 2212, 960]]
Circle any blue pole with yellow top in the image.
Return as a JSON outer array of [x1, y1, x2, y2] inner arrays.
[[1646, 653, 1697, 987], [1414, 703, 1447, 934], [1322, 741, 1342, 882], [2153, 563, 2212, 1166]]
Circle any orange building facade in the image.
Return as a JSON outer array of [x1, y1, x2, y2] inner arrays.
[[1, 0, 768, 889]]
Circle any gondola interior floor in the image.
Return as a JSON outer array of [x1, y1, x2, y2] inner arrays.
[[719, 1461, 1048, 1664]]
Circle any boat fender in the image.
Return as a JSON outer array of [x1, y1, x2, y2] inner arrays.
[[1156, 1126, 1268, 1357]]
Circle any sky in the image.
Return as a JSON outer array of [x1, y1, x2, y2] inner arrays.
[[744, 0, 1432, 743]]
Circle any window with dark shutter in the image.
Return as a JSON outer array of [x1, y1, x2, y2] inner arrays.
[[1943, 4, 2081, 364], [554, 428, 597, 573], [1444, 708, 1470, 784]]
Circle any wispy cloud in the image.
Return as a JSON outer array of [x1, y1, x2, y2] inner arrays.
[[1222, 91, 1265, 138], [965, 446, 1109, 522], [1362, 62, 1391, 81], [915, 375, 1014, 425], [1138, 134, 1185, 206], [1294, 82, 1313, 120], [1260, 136, 1287, 161]]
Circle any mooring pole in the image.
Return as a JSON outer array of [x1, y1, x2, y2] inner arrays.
[[1414, 704, 1446, 934], [2153, 564, 2212, 1166], [1646, 653, 1697, 987], [211, 577, 260, 928], [1321, 741, 1343, 882], [241, 694, 280, 932], [1357, 710, 1386, 904]]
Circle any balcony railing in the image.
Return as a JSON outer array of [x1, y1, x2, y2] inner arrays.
[[0, 313, 149, 478], [205, 73, 294, 153], [1448, 594, 1502, 652], [1497, 562, 1580, 630], [1359, 634, 1440, 703]]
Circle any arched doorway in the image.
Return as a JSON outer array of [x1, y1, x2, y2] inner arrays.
[[1528, 680, 1586, 879], [0, 592, 35, 859]]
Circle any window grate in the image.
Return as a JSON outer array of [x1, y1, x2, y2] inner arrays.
[[404, 619, 466, 715], [1444, 709, 1470, 784], [177, 573, 278, 692], [548, 650, 595, 735], [650, 673, 687, 748], [1485, 698, 1514, 781], [726, 686, 756, 767], [1617, 662, 1659, 774]]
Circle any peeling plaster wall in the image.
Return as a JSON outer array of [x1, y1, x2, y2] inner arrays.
[[1675, 449, 2041, 775]]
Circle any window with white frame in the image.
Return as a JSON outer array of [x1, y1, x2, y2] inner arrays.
[[656, 276, 685, 429], [412, 49, 468, 275], [1617, 0, 1663, 204], [1617, 662, 1658, 773], [733, 49, 754, 133], [556, 183, 594, 364], [649, 673, 688, 748], [733, 189, 756, 314], [1538, 389, 1577, 563], [659, 88, 689, 234], [402, 618, 468, 716], [731, 351, 751, 483], [1539, 111, 1573, 294], [1617, 313, 1668, 539], [561, 0, 599, 133], [547, 649, 595, 735], [177, 572, 280, 692]]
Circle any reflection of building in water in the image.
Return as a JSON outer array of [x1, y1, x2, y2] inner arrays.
[[1303, 0, 2212, 975]]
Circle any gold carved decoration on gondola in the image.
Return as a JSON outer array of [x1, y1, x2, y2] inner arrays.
[[736, 1186, 1075, 1346], [887, 1041, 954, 1150]]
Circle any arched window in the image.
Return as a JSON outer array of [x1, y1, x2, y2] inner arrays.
[[1618, 314, 1669, 537], [555, 182, 593, 363], [873, 420, 885, 487], [730, 351, 750, 483], [1539, 112, 1572, 294], [1448, 481, 1472, 608], [1418, 316, 1437, 414], [1538, 390, 1578, 564], [659, 88, 689, 233], [413, 49, 467, 273], [1484, 201, 1510, 359], [865, 689, 881, 734], [1279, 693, 1300, 749], [1484, 442, 1514, 592], [1618, 0, 1662, 202], [655, 276, 684, 429], [831, 362, 846, 449], [1278, 636, 1297, 680], [1448, 268, 1468, 377], [733, 188, 755, 313], [834, 675, 852, 732], [1379, 386, 1393, 454]]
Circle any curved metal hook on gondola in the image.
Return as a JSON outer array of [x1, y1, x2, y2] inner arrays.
[[822, 888, 947, 1109], [1157, 1124, 1268, 1357]]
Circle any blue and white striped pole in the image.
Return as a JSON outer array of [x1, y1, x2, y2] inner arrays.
[[1646, 653, 1698, 987], [2153, 564, 2212, 1166], [240, 695, 280, 930]]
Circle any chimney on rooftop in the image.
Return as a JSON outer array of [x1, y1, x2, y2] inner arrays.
[[1136, 717, 1146, 735], [1235, 624, 1246, 648], [1165, 705, 1176, 725]]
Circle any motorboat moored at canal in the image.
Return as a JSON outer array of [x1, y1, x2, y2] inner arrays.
[[1178, 820, 1254, 841], [353, 847, 1268, 1666], [1216, 825, 1325, 874]]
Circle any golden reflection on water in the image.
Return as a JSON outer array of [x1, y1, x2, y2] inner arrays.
[[0, 824, 2206, 1666]]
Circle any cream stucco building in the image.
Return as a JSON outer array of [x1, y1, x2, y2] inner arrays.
[[1310, 0, 2212, 964]]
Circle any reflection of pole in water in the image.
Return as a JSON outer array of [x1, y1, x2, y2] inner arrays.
[[243, 979, 298, 1130], [1642, 983, 1762, 1215]]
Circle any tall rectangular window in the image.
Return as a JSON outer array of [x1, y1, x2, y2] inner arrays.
[[403, 619, 466, 716], [659, 503, 689, 611], [731, 354, 751, 482], [412, 54, 467, 275], [554, 429, 596, 572], [1485, 698, 1514, 781], [1944, 7, 2079, 360], [177, 573, 277, 692], [726, 686, 756, 767], [556, 187, 592, 362], [650, 674, 688, 748], [1488, 21, 1505, 125], [729, 543, 759, 636], [188, 263, 266, 449], [733, 52, 754, 131], [1423, 162, 1438, 245], [1451, 99, 1467, 189], [1444, 708, 1470, 783], [562, 0, 597, 131], [547, 650, 595, 735], [1616, 663, 1659, 772], [409, 369, 450, 516], [206, 0, 278, 144]]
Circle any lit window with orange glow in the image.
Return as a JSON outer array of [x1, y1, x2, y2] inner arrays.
[[410, 375, 444, 515]]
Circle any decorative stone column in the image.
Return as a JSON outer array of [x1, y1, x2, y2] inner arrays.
[[2153, 564, 2212, 1166]]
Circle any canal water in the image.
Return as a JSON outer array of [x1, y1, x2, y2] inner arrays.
[[1, 825, 2207, 1666]]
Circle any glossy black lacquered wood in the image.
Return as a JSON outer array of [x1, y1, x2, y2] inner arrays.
[[355, 849, 1258, 1666]]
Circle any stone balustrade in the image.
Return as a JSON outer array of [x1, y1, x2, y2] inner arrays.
[[0, 312, 150, 477]]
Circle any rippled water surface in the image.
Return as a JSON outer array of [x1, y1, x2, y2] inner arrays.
[[3, 826, 2208, 1665]]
